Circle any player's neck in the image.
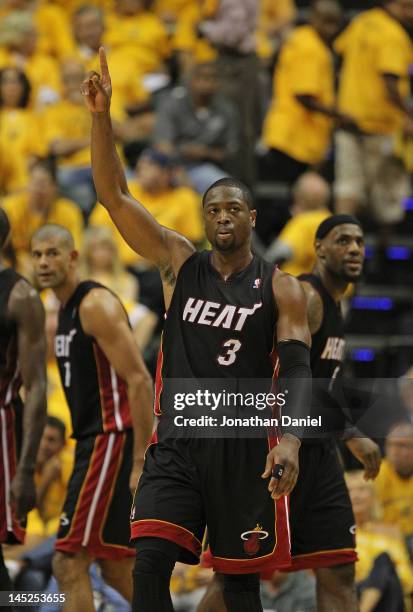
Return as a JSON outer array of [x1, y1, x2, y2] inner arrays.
[[53, 275, 80, 307], [210, 248, 253, 281], [313, 267, 348, 302]]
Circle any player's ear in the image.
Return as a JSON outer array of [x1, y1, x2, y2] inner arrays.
[[250, 209, 257, 228], [70, 250, 79, 263], [315, 239, 325, 259]]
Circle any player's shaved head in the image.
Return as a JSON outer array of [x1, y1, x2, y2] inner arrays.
[[32, 224, 74, 250], [0, 207, 10, 249], [203, 178, 254, 210]]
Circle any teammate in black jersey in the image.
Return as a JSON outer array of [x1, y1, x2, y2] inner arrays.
[[0, 209, 47, 587], [200, 215, 382, 611], [292, 215, 381, 610], [83, 49, 312, 612], [31, 224, 153, 612]]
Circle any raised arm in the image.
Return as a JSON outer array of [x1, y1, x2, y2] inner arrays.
[[80, 288, 154, 492], [8, 280, 47, 522], [82, 48, 195, 294], [262, 271, 312, 500]]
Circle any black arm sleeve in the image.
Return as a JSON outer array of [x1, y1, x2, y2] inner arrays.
[[277, 340, 312, 439]]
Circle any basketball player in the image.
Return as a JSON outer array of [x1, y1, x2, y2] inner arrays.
[[0, 208, 47, 587], [291, 215, 381, 609], [199, 215, 382, 611], [82, 49, 312, 612], [31, 224, 153, 612]]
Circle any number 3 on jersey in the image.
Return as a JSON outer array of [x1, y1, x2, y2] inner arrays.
[[217, 339, 242, 366]]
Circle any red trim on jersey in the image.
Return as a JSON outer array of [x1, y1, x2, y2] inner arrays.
[[131, 519, 202, 559], [154, 333, 164, 417], [56, 433, 134, 559], [0, 408, 25, 543], [93, 344, 132, 433], [284, 548, 358, 571]]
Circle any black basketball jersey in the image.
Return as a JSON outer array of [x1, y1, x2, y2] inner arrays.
[[299, 273, 345, 380], [55, 280, 132, 439], [155, 251, 278, 414], [0, 268, 23, 408]]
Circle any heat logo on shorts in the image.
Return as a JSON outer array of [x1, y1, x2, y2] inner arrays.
[[241, 524, 269, 556]]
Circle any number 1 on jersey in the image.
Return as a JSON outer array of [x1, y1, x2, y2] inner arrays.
[[63, 361, 71, 387], [217, 339, 242, 366]]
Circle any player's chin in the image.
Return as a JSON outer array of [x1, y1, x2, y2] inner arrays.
[[214, 237, 236, 252], [36, 275, 55, 289], [342, 267, 363, 282]]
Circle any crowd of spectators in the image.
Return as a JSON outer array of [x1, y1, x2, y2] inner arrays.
[[1, 0, 413, 610]]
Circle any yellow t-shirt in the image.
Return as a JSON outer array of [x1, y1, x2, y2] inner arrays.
[[26, 447, 74, 537], [278, 210, 331, 276], [104, 11, 170, 74], [172, 3, 217, 63], [0, 140, 26, 195], [355, 525, 413, 594], [263, 25, 334, 164], [40, 100, 91, 168], [89, 182, 204, 266], [1, 193, 83, 271], [335, 8, 413, 134], [374, 459, 413, 537], [33, 4, 75, 60], [0, 50, 60, 108], [0, 109, 46, 172]]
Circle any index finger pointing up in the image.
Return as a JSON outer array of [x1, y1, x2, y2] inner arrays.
[[99, 46, 110, 81]]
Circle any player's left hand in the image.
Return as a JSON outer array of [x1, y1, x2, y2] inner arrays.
[[10, 470, 36, 522], [129, 459, 144, 496], [261, 433, 301, 499], [346, 436, 381, 481]]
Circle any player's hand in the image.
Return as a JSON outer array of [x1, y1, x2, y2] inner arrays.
[[345, 437, 381, 481], [129, 458, 144, 496], [261, 434, 301, 499], [10, 470, 36, 522], [81, 47, 112, 113]]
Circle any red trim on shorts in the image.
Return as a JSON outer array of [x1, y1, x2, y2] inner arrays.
[[94, 345, 131, 432], [56, 433, 134, 560], [285, 548, 358, 571], [0, 408, 25, 544], [210, 553, 292, 575], [131, 519, 202, 559], [56, 539, 135, 560]]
